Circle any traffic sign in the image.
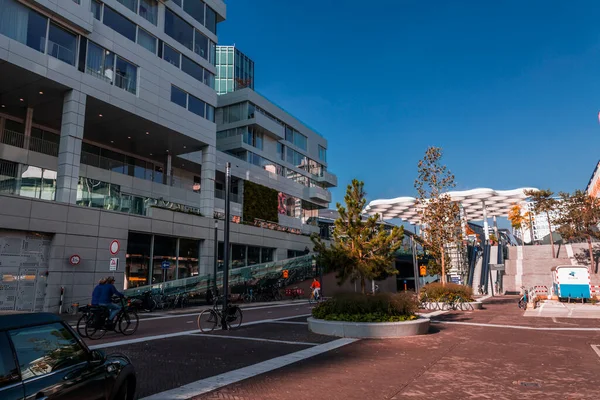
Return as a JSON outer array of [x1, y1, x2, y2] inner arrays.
[[109, 258, 119, 271], [282, 269, 289, 279], [109, 240, 120, 255], [69, 255, 81, 266], [419, 265, 427, 276], [161, 261, 170, 270]]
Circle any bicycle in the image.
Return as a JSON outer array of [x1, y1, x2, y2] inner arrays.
[[242, 288, 256, 303], [308, 288, 322, 305], [478, 285, 484, 296], [452, 295, 474, 311], [197, 296, 243, 332], [76, 305, 93, 338], [85, 297, 140, 340], [518, 291, 528, 310]]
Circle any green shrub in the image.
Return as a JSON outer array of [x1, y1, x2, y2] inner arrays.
[[312, 292, 418, 322], [419, 283, 474, 302]]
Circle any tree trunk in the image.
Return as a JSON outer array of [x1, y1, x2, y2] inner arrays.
[[547, 211, 556, 258], [520, 227, 525, 246], [588, 235, 595, 273], [360, 276, 366, 294], [440, 245, 446, 287]]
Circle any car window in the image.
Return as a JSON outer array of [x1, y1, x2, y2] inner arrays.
[[9, 323, 87, 380], [0, 332, 20, 388]]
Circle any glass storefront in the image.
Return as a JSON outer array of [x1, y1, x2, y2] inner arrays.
[[152, 235, 177, 283], [125, 232, 151, 289], [217, 242, 276, 270], [178, 239, 199, 278]]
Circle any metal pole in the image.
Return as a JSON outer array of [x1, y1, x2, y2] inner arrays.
[[221, 162, 231, 330], [411, 235, 419, 293], [213, 220, 218, 296]]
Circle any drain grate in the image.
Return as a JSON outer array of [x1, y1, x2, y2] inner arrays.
[[519, 382, 541, 388]]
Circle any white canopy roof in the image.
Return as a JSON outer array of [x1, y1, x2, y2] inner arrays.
[[364, 188, 537, 224]]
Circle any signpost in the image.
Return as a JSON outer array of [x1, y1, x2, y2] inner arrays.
[[161, 260, 170, 282], [490, 264, 505, 271], [109, 258, 119, 271]]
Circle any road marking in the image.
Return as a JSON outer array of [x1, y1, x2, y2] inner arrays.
[[140, 338, 358, 400], [135, 302, 312, 322], [432, 320, 600, 331], [189, 333, 318, 346], [89, 314, 312, 350], [591, 345, 600, 359]]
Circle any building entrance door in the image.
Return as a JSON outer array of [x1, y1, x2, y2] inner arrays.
[[0, 232, 51, 311]]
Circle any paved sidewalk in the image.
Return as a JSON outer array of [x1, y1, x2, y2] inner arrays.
[[192, 297, 600, 400]]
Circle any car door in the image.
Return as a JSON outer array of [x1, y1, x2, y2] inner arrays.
[[9, 322, 106, 400], [0, 331, 25, 400]]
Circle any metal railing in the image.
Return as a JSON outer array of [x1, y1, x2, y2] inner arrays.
[[214, 189, 240, 203], [0, 129, 59, 157], [123, 254, 315, 297], [47, 40, 75, 66]]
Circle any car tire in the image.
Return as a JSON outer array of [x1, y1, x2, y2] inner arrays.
[[113, 377, 134, 400]]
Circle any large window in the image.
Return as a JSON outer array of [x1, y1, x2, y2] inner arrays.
[[139, 0, 157, 24], [126, 232, 151, 288], [10, 323, 87, 380], [285, 127, 307, 151], [205, 6, 217, 34], [137, 27, 157, 54], [183, 0, 204, 24], [243, 127, 263, 150], [165, 8, 194, 51], [170, 86, 214, 122], [318, 145, 327, 162], [47, 23, 77, 65], [19, 166, 57, 200], [178, 239, 199, 278], [86, 41, 137, 95], [153, 235, 177, 283], [163, 44, 181, 68], [117, 0, 137, 13], [91, 0, 102, 19], [103, 6, 136, 42], [182, 55, 203, 81], [194, 30, 208, 59]]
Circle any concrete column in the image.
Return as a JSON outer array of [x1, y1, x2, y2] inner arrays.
[[199, 145, 216, 217], [482, 200, 489, 241], [0, 117, 5, 142], [24, 107, 33, 137], [56, 90, 85, 204], [175, 237, 180, 280], [200, 237, 215, 276], [236, 178, 244, 204], [164, 154, 172, 185], [492, 215, 499, 240]]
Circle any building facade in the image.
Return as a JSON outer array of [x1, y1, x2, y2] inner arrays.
[[512, 201, 560, 243], [0, 0, 336, 313], [215, 45, 254, 95]]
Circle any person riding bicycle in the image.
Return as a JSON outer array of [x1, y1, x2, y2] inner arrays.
[[310, 278, 321, 300], [91, 276, 124, 327]]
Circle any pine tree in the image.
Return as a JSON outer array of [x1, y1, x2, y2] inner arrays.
[[311, 179, 404, 294]]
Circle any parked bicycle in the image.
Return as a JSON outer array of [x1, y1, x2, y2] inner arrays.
[[85, 297, 140, 340], [309, 288, 322, 305], [518, 287, 528, 310], [197, 296, 243, 332], [76, 304, 93, 337]]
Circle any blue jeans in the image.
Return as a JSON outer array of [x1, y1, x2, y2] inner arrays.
[[100, 303, 121, 322]]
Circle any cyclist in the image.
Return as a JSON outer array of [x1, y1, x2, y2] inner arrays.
[[310, 278, 321, 300], [91, 276, 124, 327]]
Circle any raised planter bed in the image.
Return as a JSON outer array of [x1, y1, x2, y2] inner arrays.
[[307, 317, 430, 338], [421, 301, 483, 311]]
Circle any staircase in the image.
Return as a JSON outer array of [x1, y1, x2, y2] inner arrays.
[[503, 245, 571, 293]]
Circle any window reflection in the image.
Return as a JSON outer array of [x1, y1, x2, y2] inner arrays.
[[126, 232, 151, 289], [153, 235, 177, 283], [10, 323, 86, 380], [165, 8, 194, 51], [178, 239, 199, 278]]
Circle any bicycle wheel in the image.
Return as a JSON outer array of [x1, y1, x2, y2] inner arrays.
[[118, 311, 139, 336], [226, 307, 243, 329], [198, 309, 218, 332], [85, 314, 107, 340], [76, 313, 91, 338]]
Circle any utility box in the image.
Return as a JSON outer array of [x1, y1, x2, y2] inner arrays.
[[551, 265, 591, 300]]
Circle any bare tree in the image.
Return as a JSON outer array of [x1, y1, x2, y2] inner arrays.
[[414, 147, 462, 286]]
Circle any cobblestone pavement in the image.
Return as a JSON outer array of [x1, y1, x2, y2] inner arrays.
[[191, 297, 600, 400]]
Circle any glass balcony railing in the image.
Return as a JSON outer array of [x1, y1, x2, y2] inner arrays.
[[214, 189, 240, 203], [0, 129, 59, 157]]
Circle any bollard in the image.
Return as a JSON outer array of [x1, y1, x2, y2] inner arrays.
[[71, 303, 79, 315], [58, 286, 65, 314]]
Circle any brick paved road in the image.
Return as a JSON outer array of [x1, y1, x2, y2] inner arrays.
[[192, 297, 600, 400]]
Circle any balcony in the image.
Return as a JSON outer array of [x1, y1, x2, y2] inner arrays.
[[316, 170, 337, 188], [214, 189, 241, 204], [304, 186, 332, 203], [0, 129, 59, 157], [252, 112, 285, 140]]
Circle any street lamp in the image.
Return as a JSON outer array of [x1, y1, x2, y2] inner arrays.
[[221, 162, 231, 330], [213, 219, 218, 297]]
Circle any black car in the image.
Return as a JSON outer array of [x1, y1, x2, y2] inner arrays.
[[0, 312, 136, 400]]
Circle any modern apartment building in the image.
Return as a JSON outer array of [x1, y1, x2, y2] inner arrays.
[[215, 45, 254, 95], [512, 201, 561, 243], [0, 0, 336, 313]]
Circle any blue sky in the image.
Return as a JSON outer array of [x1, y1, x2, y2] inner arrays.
[[219, 0, 600, 214]]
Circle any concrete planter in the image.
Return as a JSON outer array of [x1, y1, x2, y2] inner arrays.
[[421, 301, 483, 311], [307, 317, 430, 338]]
